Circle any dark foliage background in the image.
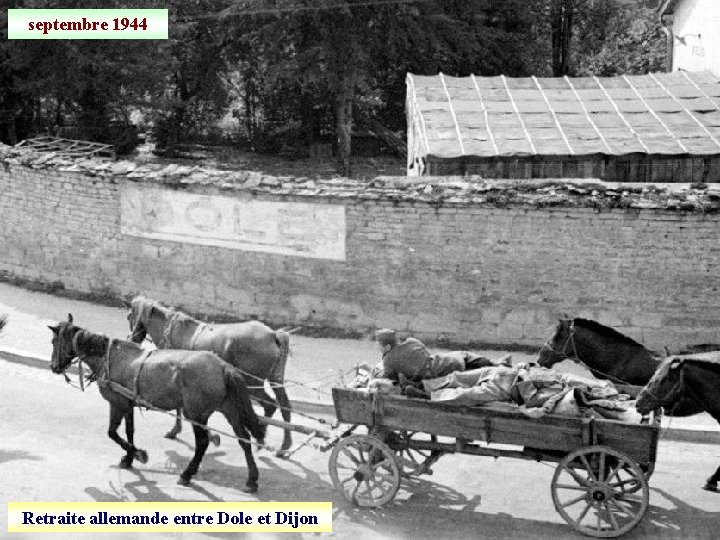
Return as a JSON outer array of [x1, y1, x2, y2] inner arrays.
[[0, 0, 666, 169]]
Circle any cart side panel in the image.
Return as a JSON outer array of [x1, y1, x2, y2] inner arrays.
[[593, 419, 659, 466], [377, 397, 587, 451], [333, 388, 375, 425], [333, 388, 587, 452]]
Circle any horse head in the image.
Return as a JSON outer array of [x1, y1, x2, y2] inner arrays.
[[636, 357, 685, 415], [537, 317, 575, 368], [48, 313, 80, 374], [127, 296, 151, 343]]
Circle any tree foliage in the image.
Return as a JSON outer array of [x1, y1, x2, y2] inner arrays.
[[0, 0, 670, 166]]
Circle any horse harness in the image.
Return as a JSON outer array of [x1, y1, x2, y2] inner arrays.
[[539, 321, 632, 386], [74, 336, 154, 407], [540, 320, 581, 364]]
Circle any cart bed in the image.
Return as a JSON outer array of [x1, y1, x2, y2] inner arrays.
[[332, 387, 659, 467]]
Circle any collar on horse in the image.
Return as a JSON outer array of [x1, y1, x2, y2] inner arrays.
[[75, 337, 152, 405]]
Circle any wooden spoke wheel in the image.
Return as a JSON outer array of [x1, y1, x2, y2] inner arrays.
[[389, 432, 442, 477], [621, 461, 655, 494], [329, 434, 401, 507], [551, 446, 649, 538]]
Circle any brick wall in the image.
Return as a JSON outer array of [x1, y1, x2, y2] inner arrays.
[[2, 161, 720, 351], [0, 165, 120, 293]]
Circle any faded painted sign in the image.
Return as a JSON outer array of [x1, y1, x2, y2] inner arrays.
[[120, 182, 346, 260]]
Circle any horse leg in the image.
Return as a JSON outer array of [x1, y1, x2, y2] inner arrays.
[[164, 408, 182, 439], [221, 406, 260, 493], [271, 384, 293, 458], [251, 387, 277, 445], [165, 408, 219, 446], [124, 409, 148, 465], [703, 464, 720, 492], [107, 405, 137, 469], [254, 387, 277, 418], [239, 434, 260, 494], [178, 423, 210, 486]]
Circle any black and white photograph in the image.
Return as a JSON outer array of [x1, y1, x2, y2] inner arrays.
[[0, 1, 719, 538]]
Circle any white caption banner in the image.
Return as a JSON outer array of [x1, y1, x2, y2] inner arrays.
[[120, 182, 346, 261]]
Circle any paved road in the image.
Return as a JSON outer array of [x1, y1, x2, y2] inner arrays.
[[1, 358, 719, 540]]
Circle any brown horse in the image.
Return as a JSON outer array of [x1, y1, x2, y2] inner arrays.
[[637, 354, 720, 492], [127, 296, 293, 456], [49, 314, 266, 492], [537, 317, 703, 416]]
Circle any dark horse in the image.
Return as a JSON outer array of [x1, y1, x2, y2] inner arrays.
[[637, 354, 720, 492], [127, 296, 293, 457], [537, 317, 703, 416], [49, 314, 266, 492]]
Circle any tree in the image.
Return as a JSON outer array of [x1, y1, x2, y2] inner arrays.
[[525, 0, 666, 77], [0, 0, 165, 152], [572, 5, 666, 76], [224, 0, 532, 174], [151, 0, 231, 155]]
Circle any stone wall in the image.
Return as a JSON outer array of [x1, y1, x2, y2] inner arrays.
[[1, 151, 720, 351]]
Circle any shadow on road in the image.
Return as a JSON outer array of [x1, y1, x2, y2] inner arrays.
[[80, 439, 720, 540], [0, 448, 44, 465], [641, 486, 720, 537]]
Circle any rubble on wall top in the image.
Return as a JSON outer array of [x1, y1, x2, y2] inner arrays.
[[2, 142, 720, 212]]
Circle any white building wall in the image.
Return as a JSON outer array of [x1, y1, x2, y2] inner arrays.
[[672, 0, 720, 76]]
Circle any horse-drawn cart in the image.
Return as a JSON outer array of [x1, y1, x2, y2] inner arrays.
[[328, 388, 660, 538]]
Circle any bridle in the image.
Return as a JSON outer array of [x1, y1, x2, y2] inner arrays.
[[641, 359, 712, 416], [127, 305, 149, 343], [53, 329, 88, 391], [540, 320, 638, 386], [539, 320, 580, 364]]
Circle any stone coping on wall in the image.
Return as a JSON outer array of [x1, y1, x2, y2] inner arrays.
[[3, 142, 720, 212]]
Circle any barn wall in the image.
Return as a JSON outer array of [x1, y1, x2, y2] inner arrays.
[[672, 0, 720, 76], [2, 162, 720, 351], [425, 155, 720, 182]]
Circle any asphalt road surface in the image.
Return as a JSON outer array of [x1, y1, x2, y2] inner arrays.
[[1, 357, 719, 540]]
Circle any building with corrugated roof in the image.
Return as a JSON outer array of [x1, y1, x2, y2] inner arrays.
[[406, 71, 720, 181]]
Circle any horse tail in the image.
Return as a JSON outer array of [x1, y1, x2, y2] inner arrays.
[[223, 365, 266, 442], [272, 331, 291, 383]]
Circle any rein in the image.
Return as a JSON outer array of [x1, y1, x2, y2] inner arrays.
[[665, 362, 715, 417], [60, 331, 88, 391], [541, 321, 639, 387]]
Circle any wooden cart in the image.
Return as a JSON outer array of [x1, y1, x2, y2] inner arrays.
[[329, 388, 660, 538]]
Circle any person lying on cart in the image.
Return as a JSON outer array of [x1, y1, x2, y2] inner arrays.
[[373, 328, 511, 397]]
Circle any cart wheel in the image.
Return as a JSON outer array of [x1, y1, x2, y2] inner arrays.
[[329, 434, 401, 507], [551, 445, 649, 538], [391, 432, 441, 477], [621, 460, 655, 494]]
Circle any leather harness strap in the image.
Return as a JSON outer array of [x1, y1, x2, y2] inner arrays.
[[132, 350, 153, 404]]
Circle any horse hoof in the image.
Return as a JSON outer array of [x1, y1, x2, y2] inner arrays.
[[135, 450, 149, 464], [164, 432, 178, 440], [210, 433, 221, 447], [243, 484, 258, 494], [275, 449, 290, 459], [703, 483, 719, 492], [177, 476, 191, 486], [118, 458, 133, 469]]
